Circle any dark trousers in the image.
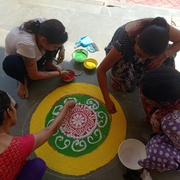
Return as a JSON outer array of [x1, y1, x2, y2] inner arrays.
[[2, 50, 59, 84]]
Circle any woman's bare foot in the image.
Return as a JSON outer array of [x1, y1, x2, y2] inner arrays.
[[18, 80, 28, 99]]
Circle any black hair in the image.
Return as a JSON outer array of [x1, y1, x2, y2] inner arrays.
[[140, 67, 180, 103], [20, 19, 68, 44], [0, 90, 11, 126], [138, 17, 169, 56]]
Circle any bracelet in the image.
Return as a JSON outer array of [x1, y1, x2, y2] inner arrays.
[[163, 52, 168, 59]]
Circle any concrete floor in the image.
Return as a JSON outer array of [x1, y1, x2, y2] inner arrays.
[[0, 0, 180, 179]]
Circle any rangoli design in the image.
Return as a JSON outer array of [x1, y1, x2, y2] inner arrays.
[[30, 83, 126, 176], [45, 94, 111, 157]]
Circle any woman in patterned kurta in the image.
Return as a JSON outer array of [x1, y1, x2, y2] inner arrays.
[[138, 67, 180, 172], [97, 17, 180, 114]]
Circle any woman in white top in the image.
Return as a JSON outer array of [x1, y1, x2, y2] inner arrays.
[[3, 18, 67, 99]]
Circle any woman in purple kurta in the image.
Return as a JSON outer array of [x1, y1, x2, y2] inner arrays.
[[138, 67, 180, 172]]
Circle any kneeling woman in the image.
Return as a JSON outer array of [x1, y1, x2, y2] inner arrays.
[[0, 90, 75, 179], [3, 18, 67, 99], [139, 67, 180, 172]]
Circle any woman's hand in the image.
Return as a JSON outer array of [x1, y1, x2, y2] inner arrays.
[[105, 98, 117, 114], [59, 70, 69, 78], [147, 54, 165, 69], [151, 120, 161, 133], [56, 45, 65, 64], [33, 100, 76, 150], [152, 125, 161, 133], [64, 100, 76, 109], [56, 65, 65, 75]]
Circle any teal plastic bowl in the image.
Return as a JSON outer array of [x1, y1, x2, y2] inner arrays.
[[72, 49, 88, 63]]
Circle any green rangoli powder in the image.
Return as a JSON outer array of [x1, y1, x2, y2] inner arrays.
[[45, 94, 111, 157]]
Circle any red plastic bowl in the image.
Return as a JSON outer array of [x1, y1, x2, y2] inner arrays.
[[61, 69, 75, 82]]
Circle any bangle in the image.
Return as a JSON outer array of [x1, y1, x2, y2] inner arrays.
[[163, 52, 168, 59]]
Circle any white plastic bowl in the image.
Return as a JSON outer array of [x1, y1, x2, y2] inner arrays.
[[118, 139, 147, 170]]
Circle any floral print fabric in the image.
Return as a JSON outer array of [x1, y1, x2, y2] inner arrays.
[[105, 25, 175, 92]]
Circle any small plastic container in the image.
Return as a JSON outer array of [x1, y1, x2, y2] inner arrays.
[[61, 69, 75, 82], [83, 58, 98, 70], [118, 139, 146, 170], [72, 49, 88, 63]]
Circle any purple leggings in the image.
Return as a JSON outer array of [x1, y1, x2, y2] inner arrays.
[[16, 158, 46, 180]]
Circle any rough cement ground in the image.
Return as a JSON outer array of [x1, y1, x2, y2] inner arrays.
[[0, 0, 179, 179]]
